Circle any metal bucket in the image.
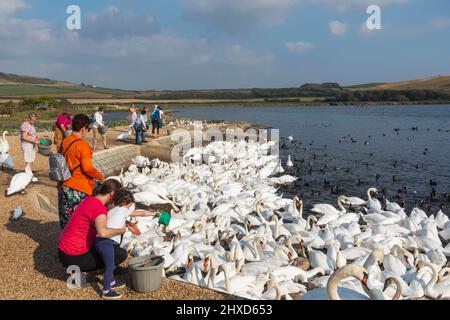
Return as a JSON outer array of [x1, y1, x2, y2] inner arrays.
[[38, 138, 53, 156], [128, 255, 164, 293]]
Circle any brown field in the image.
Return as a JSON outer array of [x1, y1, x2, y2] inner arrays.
[[354, 75, 450, 93]]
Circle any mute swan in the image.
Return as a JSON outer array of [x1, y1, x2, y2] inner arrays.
[[7, 166, 34, 196], [418, 261, 450, 299], [311, 196, 347, 218], [132, 156, 150, 168], [133, 191, 180, 212], [316, 196, 348, 226], [1, 131, 10, 154], [344, 188, 378, 208], [286, 156, 293, 167], [382, 277, 402, 300], [298, 264, 371, 300], [117, 130, 133, 141], [211, 264, 263, 295]]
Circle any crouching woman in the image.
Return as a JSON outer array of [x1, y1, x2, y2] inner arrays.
[[58, 180, 128, 290]]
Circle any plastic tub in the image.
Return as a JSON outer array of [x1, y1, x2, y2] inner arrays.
[[38, 138, 53, 156], [128, 255, 165, 293]]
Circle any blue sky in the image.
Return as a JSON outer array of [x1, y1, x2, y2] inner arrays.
[[0, 0, 449, 90]]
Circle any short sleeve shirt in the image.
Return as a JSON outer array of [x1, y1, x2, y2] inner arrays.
[[58, 196, 108, 255]]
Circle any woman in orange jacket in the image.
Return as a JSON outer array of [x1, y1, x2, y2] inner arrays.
[[58, 114, 105, 231]]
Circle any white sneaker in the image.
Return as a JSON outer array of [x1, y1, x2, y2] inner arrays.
[[32, 177, 38, 182]]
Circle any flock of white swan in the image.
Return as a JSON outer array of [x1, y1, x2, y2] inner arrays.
[[103, 139, 450, 300]]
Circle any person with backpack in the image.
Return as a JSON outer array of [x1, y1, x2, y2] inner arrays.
[[151, 105, 161, 136], [57, 114, 105, 230]]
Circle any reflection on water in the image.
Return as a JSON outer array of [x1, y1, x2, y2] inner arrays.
[[173, 105, 450, 214]]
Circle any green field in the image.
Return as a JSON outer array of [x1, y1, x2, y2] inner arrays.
[[0, 85, 78, 96], [0, 85, 134, 98]]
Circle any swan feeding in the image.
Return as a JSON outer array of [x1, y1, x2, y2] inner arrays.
[[109, 139, 448, 300]]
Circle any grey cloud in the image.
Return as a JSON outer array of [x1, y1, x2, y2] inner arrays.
[[79, 6, 160, 40]]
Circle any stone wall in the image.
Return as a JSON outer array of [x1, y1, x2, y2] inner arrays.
[[93, 145, 141, 176]]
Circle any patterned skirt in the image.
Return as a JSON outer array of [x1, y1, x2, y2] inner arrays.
[[58, 185, 88, 231]]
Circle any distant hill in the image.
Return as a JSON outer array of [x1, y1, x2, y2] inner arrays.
[[349, 76, 450, 94], [0, 72, 74, 86], [0, 72, 449, 103]]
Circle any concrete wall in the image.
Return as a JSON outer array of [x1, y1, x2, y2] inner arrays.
[[93, 145, 141, 176]]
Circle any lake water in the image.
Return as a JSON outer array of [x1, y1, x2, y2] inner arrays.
[[106, 105, 450, 213]]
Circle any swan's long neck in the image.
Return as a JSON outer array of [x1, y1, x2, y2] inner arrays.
[[327, 272, 344, 300], [367, 189, 373, 200], [272, 282, 282, 300], [286, 238, 298, 259], [423, 262, 439, 297], [327, 267, 363, 300], [222, 266, 231, 293], [337, 198, 346, 211]]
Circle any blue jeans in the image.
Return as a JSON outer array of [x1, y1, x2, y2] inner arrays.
[[134, 124, 143, 145], [95, 238, 116, 292]]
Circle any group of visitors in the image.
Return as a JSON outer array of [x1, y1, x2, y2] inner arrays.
[[55, 113, 156, 300], [128, 104, 165, 145], [18, 109, 162, 299]]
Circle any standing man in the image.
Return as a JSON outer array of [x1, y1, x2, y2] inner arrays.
[[151, 105, 163, 137], [20, 112, 41, 180], [92, 107, 108, 150]]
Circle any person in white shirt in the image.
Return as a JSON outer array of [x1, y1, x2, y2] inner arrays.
[[95, 189, 156, 299], [92, 107, 108, 150]]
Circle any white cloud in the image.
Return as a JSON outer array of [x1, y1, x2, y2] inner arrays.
[[181, 0, 300, 34], [286, 41, 314, 52], [329, 20, 349, 36], [0, 0, 28, 16], [81, 6, 159, 40], [0, 3, 276, 90], [306, 0, 410, 12], [431, 17, 450, 29], [180, 0, 411, 33]]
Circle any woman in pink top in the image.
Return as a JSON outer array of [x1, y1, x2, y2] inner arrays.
[[54, 110, 73, 152], [58, 179, 128, 272]]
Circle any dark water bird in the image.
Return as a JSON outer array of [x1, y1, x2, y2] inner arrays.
[[429, 179, 437, 187]]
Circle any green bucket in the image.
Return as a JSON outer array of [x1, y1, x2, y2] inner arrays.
[[156, 211, 171, 226]]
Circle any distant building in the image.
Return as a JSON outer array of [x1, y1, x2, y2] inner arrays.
[[35, 102, 54, 111]]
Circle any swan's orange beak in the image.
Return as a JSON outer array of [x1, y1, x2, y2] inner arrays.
[[187, 259, 192, 269], [361, 272, 369, 289], [203, 257, 210, 271], [404, 256, 410, 265]]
